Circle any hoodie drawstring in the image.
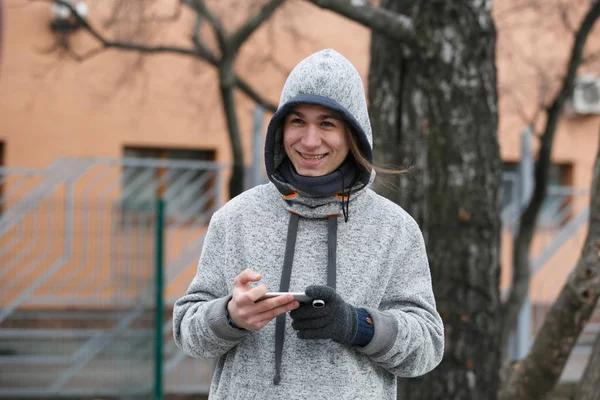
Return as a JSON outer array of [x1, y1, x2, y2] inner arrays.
[[327, 216, 337, 289], [273, 212, 300, 385], [339, 169, 350, 223], [273, 212, 339, 385]]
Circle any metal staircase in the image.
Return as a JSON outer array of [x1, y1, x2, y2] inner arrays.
[[0, 158, 221, 397]]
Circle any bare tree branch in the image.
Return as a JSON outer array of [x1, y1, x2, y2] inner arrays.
[[499, 42, 557, 127], [259, 53, 291, 76], [187, 0, 285, 112], [304, 0, 416, 46], [499, 85, 535, 126], [67, 44, 107, 62], [236, 78, 277, 112], [45, 0, 193, 54], [187, 0, 227, 51], [230, 0, 286, 50], [502, 0, 600, 353], [44, 0, 276, 112], [191, 14, 219, 64], [557, 0, 577, 34], [499, 128, 600, 400], [184, 0, 287, 195], [495, 0, 570, 34], [495, 0, 544, 23], [103, 0, 183, 29], [582, 48, 600, 65], [89, 40, 199, 57], [103, 0, 127, 29]]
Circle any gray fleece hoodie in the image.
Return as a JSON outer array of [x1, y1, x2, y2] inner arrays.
[[173, 49, 444, 400]]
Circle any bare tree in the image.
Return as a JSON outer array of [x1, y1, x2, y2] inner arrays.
[[46, 0, 283, 198], [499, 124, 600, 400], [500, 0, 600, 355], [186, 0, 284, 197]]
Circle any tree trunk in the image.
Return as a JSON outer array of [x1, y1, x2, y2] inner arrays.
[[575, 326, 600, 400], [219, 58, 246, 198], [367, 1, 425, 223], [502, 1, 600, 351], [368, 2, 503, 399]]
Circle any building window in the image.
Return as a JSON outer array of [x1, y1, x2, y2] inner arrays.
[[121, 146, 217, 221], [502, 162, 573, 228]]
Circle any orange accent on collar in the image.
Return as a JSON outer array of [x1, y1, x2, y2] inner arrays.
[[335, 194, 349, 200], [283, 192, 298, 199], [288, 210, 301, 216], [326, 213, 341, 217]]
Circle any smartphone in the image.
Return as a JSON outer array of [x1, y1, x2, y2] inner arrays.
[[259, 292, 312, 303], [258, 292, 325, 308]]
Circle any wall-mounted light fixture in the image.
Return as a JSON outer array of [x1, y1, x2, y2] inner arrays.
[[50, 0, 88, 33]]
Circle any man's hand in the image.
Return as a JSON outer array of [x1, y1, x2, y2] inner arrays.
[[290, 285, 358, 344], [227, 269, 300, 331]]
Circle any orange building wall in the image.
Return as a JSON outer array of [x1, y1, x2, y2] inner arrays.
[[1, 0, 599, 306], [0, 1, 370, 169]]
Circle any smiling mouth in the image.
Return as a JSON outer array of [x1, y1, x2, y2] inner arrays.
[[299, 152, 326, 160]]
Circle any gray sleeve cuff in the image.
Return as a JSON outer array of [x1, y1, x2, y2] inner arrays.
[[357, 307, 399, 358], [205, 295, 250, 342]]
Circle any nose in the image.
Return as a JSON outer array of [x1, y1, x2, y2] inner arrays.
[[301, 125, 321, 149]]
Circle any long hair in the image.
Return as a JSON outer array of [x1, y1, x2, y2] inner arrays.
[[345, 126, 408, 177]]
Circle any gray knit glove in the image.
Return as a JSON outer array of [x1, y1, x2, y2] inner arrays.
[[290, 285, 358, 344]]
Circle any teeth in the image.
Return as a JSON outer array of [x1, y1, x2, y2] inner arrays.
[[301, 153, 325, 160]]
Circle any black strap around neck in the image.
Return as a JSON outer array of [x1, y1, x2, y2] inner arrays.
[[273, 212, 300, 385], [327, 216, 337, 289]]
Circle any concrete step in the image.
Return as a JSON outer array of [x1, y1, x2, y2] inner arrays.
[[0, 323, 210, 397]]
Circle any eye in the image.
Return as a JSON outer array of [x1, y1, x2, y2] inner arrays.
[[321, 120, 336, 128], [289, 118, 304, 124]]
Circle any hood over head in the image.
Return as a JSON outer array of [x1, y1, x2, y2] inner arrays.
[[264, 49, 374, 195], [262, 50, 378, 386]]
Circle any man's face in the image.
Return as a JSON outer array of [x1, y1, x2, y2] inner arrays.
[[283, 104, 350, 177]]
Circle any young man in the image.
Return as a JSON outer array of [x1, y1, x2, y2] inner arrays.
[[173, 49, 444, 399]]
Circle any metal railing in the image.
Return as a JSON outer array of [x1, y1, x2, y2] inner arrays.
[[0, 157, 226, 397]]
